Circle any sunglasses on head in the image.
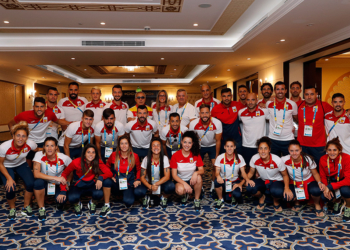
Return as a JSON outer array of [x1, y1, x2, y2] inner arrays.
[[136, 96, 145, 99]]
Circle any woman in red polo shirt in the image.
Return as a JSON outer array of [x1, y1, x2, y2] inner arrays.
[[319, 137, 350, 222]]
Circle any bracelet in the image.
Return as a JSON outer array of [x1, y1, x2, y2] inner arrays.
[[317, 181, 322, 184]]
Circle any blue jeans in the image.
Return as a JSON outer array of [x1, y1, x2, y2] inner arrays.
[[59, 146, 82, 159], [34, 178, 66, 204], [134, 180, 175, 199], [246, 179, 284, 199], [270, 139, 292, 157], [301, 146, 326, 169], [200, 146, 216, 160], [67, 180, 103, 204], [283, 181, 322, 201], [0, 162, 34, 200]]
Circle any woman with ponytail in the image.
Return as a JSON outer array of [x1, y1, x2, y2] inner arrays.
[[281, 140, 325, 217]]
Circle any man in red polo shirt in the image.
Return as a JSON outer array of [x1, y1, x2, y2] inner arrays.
[[297, 86, 333, 167], [238, 85, 249, 107], [84, 86, 107, 126], [290, 81, 303, 107], [211, 88, 245, 155]]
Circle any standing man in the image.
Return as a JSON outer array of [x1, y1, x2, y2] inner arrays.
[[107, 84, 129, 126], [238, 85, 249, 107], [127, 91, 153, 122], [211, 88, 245, 155], [266, 81, 298, 156], [325, 93, 350, 154], [194, 84, 220, 116], [125, 105, 158, 160], [258, 83, 274, 105], [238, 93, 269, 168], [297, 86, 333, 166], [95, 108, 125, 163], [290, 81, 303, 107], [172, 89, 197, 128], [58, 110, 95, 159], [45, 87, 69, 140], [160, 113, 188, 159], [84, 86, 107, 126], [58, 82, 88, 122]]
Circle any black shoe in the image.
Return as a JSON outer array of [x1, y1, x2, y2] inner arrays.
[[38, 208, 46, 221], [99, 205, 111, 217], [56, 203, 64, 211]]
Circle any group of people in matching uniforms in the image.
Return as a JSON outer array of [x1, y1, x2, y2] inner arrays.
[[1, 81, 350, 223]]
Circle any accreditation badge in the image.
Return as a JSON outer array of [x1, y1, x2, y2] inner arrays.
[[335, 189, 341, 199], [105, 147, 113, 158], [304, 125, 313, 137], [119, 178, 128, 190], [43, 117, 48, 123], [232, 106, 237, 112], [47, 183, 55, 195], [273, 124, 283, 136], [225, 180, 232, 192], [53, 108, 58, 113], [295, 187, 306, 200], [152, 186, 161, 195]]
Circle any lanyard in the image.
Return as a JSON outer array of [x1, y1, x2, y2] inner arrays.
[[158, 107, 168, 125], [104, 126, 115, 146], [81, 128, 91, 148], [211, 102, 214, 109], [177, 103, 187, 121], [224, 154, 236, 180], [200, 119, 212, 140], [45, 153, 59, 176], [303, 105, 317, 126], [117, 158, 131, 177], [327, 155, 342, 182], [30, 116, 44, 131], [292, 159, 304, 187], [75, 165, 92, 186], [68, 99, 83, 113], [14, 144, 26, 160], [327, 115, 345, 137], [274, 99, 287, 124], [151, 160, 159, 184], [170, 131, 181, 150]]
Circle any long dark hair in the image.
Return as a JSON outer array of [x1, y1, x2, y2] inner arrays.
[[288, 140, 314, 166], [146, 138, 165, 183], [224, 138, 239, 161], [182, 131, 200, 156], [81, 143, 100, 175], [42, 136, 58, 155]]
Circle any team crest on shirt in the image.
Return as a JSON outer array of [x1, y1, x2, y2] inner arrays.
[[190, 158, 194, 163], [209, 124, 213, 131], [340, 117, 346, 124], [122, 104, 127, 110], [99, 103, 104, 108], [23, 147, 28, 153], [53, 108, 57, 113], [232, 106, 237, 112], [77, 101, 81, 106], [270, 164, 274, 169], [43, 117, 48, 123], [146, 125, 150, 131], [256, 111, 260, 116], [313, 106, 318, 112]]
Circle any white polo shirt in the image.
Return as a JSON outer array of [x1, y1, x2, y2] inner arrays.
[[215, 153, 246, 182], [58, 121, 95, 148], [124, 118, 158, 149], [325, 110, 350, 155], [189, 117, 222, 147], [160, 125, 188, 149], [94, 120, 125, 148], [58, 96, 88, 122], [141, 155, 170, 182], [0, 139, 37, 168], [266, 98, 298, 141], [172, 102, 197, 127], [33, 151, 72, 184], [14, 110, 58, 144], [151, 102, 173, 130], [170, 151, 204, 181], [238, 107, 268, 148], [249, 153, 284, 181], [127, 105, 153, 120], [84, 100, 108, 125], [281, 155, 316, 182], [194, 97, 221, 116], [46, 105, 65, 140], [107, 101, 129, 126]]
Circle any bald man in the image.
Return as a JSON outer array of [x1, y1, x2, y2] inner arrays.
[[194, 84, 220, 116], [238, 93, 269, 168]]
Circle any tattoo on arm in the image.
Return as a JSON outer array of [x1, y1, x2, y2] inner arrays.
[[141, 168, 146, 176], [165, 168, 169, 172]]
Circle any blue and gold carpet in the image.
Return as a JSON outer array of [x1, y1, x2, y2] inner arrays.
[[1, 158, 350, 250]]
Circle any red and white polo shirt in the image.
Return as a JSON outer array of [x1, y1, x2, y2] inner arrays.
[[188, 117, 222, 147], [266, 98, 298, 141], [238, 107, 268, 148], [58, 121, 95, 148], [151, 102, 173, 130], [281, 155, 316, 182], [170, 151, 203, 181], [141, 155, 170, 182], [14, 110, 57, 143], [214, 153, 246, 182], [160, 125, 188, 149], [325, 110, 350, 154], [124, 118, 157, 149], [94, 120, 125, 148], [0, 139, 37, 168], [172, 102, 197, 127], [107, 101, 129, 126], [46, 104, 65, 140], [58, 96, 88, 122], [249, 153, 284, 181], [127, 105, 153, 120], [194, 97, 220, 116], [33, 151, 72, 184], [297, 100, 333, 147], [84, 100, 107, 125]]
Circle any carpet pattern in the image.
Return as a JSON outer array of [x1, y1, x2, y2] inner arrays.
[[0, 157, 350, 250]]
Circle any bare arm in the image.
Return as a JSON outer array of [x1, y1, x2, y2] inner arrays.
[[56, 119, 71, 126], [162, 140, 168, 157], [156, 167, 170, 186], [33, 161, 66, 184], [63, 137, 72, 157], [95, 136, 102, 160], [127, 117, 136, 122], [154, 130, 159, 138], [0, 157, 12, 180], [172, 168, 187, 186], [215, 133, 222, 158], [140, 168, 151, 189]]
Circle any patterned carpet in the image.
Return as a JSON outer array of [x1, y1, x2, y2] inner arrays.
[[1, 157, 350, 250]]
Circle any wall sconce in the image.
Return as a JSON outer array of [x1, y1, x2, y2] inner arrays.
[[105, 95, 113, 103], [29, 90, 36, 99], [168, 95, 175, 102]]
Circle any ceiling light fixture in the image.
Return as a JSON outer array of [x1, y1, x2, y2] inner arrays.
[[58, 82, 60, 83], [4, 21, 9, 24], [71, 58, 75, 60], [247, 58, 251, 60], [306, 23, 314, 27], [100, 22, 105, 25], [174, 69, 177, 71], [161, 58, 164, 60], [42, 77, 45, 79], [199, 4, 211, 8], [215, 76, 218, 78], [84, 69, 87, 71], [280, 39, 285, 42], [122, 66, 140, 71], [17, 69, 20, 71], [193, 23, 198, 27], [325, 59, 329, 61], [227, 69, 230, 71]]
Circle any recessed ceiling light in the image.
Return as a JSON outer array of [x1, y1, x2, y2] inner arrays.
[[215, 76, 218, 78], [58, 82, 60, 83], [17, 69, 20, 71], [236, 65, 239, 66], [306, 23, 314, 27], [170, 75, 173, 77], [84, 69, 87, 71], [227, 69, 230, 71], [207, 81, 209, 83], [325, 59, 329, 61], [100, 22, 105, 25], [199, 4, 211, 8], [133, 75, 135, 77], [71, 58, 75, 60], [4, 21, 9, 24], [42, 77, 45, 79], [193, 23, 198, 27], [247, 58, 251, 60], [161, 58, 164, 60], [280, 39, 285, 42], [174, 69, 177, 71]]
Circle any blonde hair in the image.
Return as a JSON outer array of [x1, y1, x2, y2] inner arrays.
[[91, 86, 101, 94], [156, 90, 170, 113], [114, 135, 136, 170], [11, 121, 29, 136]]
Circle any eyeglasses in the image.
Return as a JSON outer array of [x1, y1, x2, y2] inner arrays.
[[136, 96, 145, 99]]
